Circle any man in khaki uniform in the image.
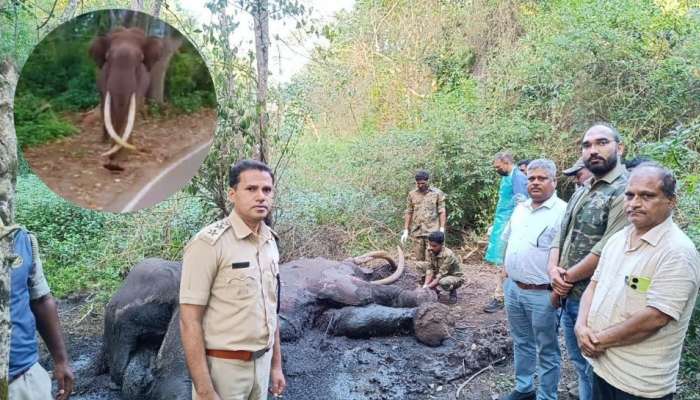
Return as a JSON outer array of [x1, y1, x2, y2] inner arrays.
[[180, 159, 285, 400], [416, 231, 464, 304], [401, 170, 446, 261]]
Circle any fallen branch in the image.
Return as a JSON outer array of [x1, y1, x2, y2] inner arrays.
[[455, 356, 507, 398], [76, 302, 95, 326]]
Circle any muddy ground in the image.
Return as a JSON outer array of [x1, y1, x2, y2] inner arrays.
[[46, 255, 581, 400], [22, 107, 216, 212]]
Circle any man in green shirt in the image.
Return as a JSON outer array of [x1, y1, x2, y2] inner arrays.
[[547, 123, 629, 400], [416, 231, 464, 304]]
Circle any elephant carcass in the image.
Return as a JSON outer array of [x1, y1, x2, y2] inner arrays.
[[89, 27, 164, 160], [96, 258, 189, 400], [278, 247, 438, 342], [97, 249, 441, 399]]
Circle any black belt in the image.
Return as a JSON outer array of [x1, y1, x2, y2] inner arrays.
[[514, 280, 551, 291]]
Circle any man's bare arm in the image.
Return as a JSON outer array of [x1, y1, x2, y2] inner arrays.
[[269, 323, 286, 395], [595, 306, 672, 349], [180, 304, 219, 399], [564, 252, 600, 283], [31, 294, 74, 400]]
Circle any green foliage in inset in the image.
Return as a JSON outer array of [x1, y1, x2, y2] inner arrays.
[[14, 93, 77, 148], [165, 43, 217, 113], [16, 174, 210, 298]]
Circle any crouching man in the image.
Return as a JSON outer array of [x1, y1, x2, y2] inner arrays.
[[416, 231, 464, 304]]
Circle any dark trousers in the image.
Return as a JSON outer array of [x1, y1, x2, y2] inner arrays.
[[593, 373, 674, 400]]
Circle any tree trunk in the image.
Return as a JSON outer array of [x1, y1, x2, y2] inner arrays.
[[151, 0, 164, 17], [0, 58, 19, 400], [131, 0, 145, 11], [60, 0, 80, 22], [252, 0, 270, 163], [147, 34, 183, 103]]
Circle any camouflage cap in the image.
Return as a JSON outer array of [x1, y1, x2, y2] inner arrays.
[[563, 158, 586, 176]]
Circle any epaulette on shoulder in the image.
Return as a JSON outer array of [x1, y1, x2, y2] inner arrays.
[[270, 228, 280, 244], [197, 219, 231, 246]]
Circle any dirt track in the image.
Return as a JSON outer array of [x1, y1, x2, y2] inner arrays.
[[23, 108, 216, 212]]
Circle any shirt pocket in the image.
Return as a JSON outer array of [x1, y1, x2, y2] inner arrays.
[[217, 265, 258, 300], [530, 226, 557, 249]]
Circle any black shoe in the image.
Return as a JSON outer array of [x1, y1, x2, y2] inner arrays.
[[448, 290, 458, 304], [483, 298, 504, 313], [500, 390, 536, 400]]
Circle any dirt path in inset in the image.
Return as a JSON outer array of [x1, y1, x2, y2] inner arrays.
[[23, 108, 216, 212]]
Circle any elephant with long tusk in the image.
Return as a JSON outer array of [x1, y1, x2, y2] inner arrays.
[[89, 27, 164, 161]]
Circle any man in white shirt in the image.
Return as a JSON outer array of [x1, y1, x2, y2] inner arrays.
[[575, 162, 699, 399], [500, 159, 568, 400]]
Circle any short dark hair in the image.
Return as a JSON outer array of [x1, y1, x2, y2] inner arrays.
[[585, 122, 622, 143], [428, 231, 444, 244], [229, 159, 274, 188], [415, 170, 430, 181], [623, 156, 652, 170], [632, 162, 676, 199], [494, 151, 514, 163], [517, 159, 530, 167]]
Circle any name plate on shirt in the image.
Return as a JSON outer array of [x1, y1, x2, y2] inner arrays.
[[231, 262, 250, 269]]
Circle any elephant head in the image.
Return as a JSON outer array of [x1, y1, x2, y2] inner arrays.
[[89, 27, 163, 157]]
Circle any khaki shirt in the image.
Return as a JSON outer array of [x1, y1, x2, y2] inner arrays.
[[424, 247, 463, 278], [405, 187, 446, 237], [587, 217, 700, 397], [180, 210, 280, 352], [552, 161, 628, 298]]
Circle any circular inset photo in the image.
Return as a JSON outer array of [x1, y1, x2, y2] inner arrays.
[[15, 9, 217, 212]]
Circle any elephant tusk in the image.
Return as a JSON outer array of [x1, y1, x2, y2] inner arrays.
[[102, 91, 137, 156], [102, 93, 138, 156], [351, 247, 405, 285]]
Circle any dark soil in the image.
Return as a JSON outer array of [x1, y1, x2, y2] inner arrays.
[[22, 108, 215, 212], [50, 254, 581, 400]]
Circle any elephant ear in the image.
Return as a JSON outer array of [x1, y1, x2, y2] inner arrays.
[[89, 36, 111, 68], [143, 37, 163, 71]]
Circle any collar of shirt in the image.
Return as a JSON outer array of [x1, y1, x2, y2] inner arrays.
[[624, 215, 675, 251], [524, 193, 560, 211], [228, 209, 273, 242], [586, 161, 627, 188]]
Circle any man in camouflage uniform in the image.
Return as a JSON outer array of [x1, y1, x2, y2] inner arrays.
[[547, 123, 629, 400], [416, 231, 464, 304], [401, 170, 446, 261]]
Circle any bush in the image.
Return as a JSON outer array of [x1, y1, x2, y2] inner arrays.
[[16, 174, 211, 298], [14, 93, 78, 148]]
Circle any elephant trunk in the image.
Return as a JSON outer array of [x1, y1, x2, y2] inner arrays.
[[103, 91, 137, 155]]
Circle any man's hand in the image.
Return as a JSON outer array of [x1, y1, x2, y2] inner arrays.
[[575, 324, 604, 358], [400, 230, 409, 245], [549, 266, 573, 296], [54, 361, 75, 400], [269, 366, 286, 397]]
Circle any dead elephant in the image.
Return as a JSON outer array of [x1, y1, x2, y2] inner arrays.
[[95, 248, 452, 399]]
